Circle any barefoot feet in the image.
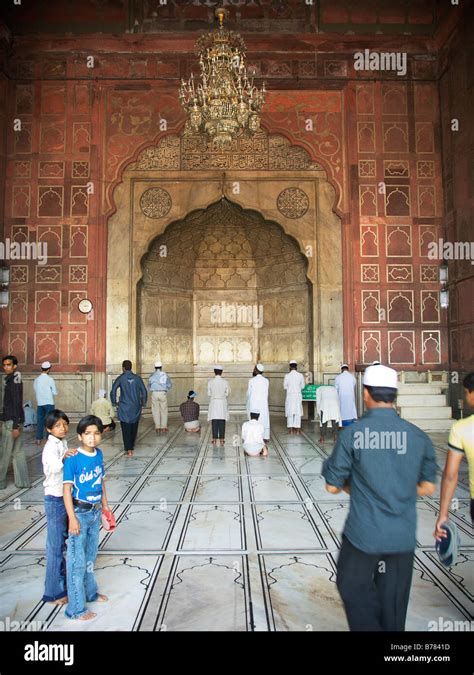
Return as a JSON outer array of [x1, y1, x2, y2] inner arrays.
[[75, 610, 97, 621], [50, 596, 68, 605]]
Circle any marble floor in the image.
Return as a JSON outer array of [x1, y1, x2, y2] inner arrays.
[[0, 417, 472, 632]]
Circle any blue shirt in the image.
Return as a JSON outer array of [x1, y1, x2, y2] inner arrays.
[[322, 408, 438, 554], [33, 373, 57, 406], [110, 371, 147, 423], [149, 370, 172, 392], [63, 448, 105, 504]]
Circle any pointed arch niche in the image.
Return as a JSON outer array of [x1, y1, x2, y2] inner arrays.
[[107, 130, 343, 408]]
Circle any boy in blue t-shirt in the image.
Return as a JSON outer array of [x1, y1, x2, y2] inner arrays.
[[63, 415, 111, 620]]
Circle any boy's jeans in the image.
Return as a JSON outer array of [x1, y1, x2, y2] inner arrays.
[[42, 495, 68, 601], [65, 506, 101, 619]]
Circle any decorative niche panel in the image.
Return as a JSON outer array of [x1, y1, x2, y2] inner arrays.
[[138, 199, 310, 367]]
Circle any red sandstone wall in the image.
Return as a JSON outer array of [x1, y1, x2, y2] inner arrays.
[[0, 73, 7, 246], [3, 73, 106, 370], [440, 11, 474, 377], [347, 80, 448, 369]]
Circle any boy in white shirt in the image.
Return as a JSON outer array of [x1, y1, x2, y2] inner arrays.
[[242, 412, 268, 457], [42, 410, 76, 604]]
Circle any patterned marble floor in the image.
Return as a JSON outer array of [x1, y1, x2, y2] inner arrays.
[[0, 417, 472, 631]]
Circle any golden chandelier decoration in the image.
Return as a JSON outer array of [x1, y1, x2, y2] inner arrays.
[[179, 7, 266, 149]]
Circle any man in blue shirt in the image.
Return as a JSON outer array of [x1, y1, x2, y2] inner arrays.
[[33, 361, 58, 445], [322, 364, 437, 631], [110, 360, 147, 456]]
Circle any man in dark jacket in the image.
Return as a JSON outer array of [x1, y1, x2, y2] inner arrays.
[[110, 360, 147, 456], [0, 355, 31, 488]]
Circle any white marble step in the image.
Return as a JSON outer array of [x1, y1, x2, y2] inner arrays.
[[403, 417, 453, 432], [397, 394, 447, 407], [398, 384, 444, 395], [399, 406, 452, 419]]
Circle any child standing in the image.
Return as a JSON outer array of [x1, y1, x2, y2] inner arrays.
[[42, 409, 75, 604], [63, 415, 110, 620]]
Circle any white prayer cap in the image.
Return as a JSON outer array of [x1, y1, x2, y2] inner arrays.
[[372, 360, 381, 366], [41, 361, 51, 369], [213, 364, 223, 371], [289, 360, 297, 365], [363, 365, 398, 389], [256, 363, 265, 373], [98, 389, 107, 398], [154, 361, 162, 368], [341, 363, 349, 369]]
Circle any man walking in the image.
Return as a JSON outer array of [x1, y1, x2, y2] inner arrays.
[[111, 360, 147, 457], [246, 363, 270, 445], [207, 365, 230, 446], [335, 363, 357, 427], [283, 360, 305, 434], [0, 355, 30, 489], [322, 365, 437, 631], [149, 361, 172, 433], [33, 361, 57, 445], [435, 371, 474, 535]]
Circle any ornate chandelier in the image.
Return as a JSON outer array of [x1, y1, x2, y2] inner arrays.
[[179, 7, 266, 149]]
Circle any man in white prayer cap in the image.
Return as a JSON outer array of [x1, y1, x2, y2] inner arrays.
[[246, 363, 270, 445], [283, 360, 305, 434], [316, 385, 342, 443], [335, 363, 357, 427], [148, 360, 172, 433], [207, 365, 230, 445], [91, 388, 116, 432], [241, 412, 267, 457], [33, 361, 58, 445], [322, 364, 437, 631]]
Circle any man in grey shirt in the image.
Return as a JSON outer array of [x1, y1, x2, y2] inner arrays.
[[322, 364, 437, 631]]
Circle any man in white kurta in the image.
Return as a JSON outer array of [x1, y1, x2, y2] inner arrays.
[[246, 364, 270, 442], [316, 385, 342, 442], [335, 364, 357, 426], [283, 360, 305, 433], [207, 366, 230, 445], [242, 412, 267, 457]]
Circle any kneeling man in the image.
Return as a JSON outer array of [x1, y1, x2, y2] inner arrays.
[[179, 391, 201, 433], [242, 412, 268, 457]]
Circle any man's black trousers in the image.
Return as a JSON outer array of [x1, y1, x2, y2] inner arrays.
[[120, 421, 139, 451], [336, 535, 414, 631], [211, 419, 226, 439]]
